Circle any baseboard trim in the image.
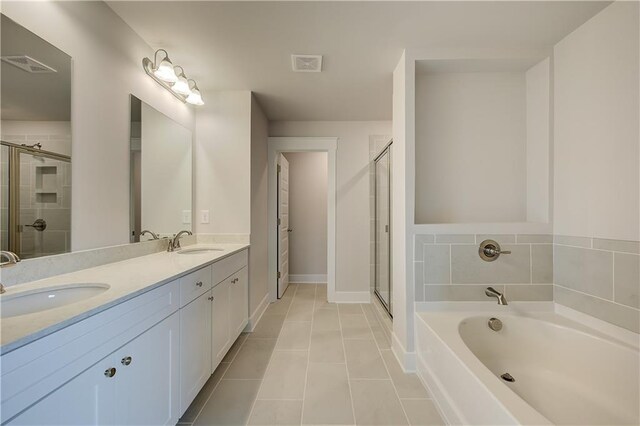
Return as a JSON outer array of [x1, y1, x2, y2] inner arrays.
[[392, 332, 416, 373], [246, 292, 270, 332], [289, 274, 327, 283], [333, 291, 371, 303]]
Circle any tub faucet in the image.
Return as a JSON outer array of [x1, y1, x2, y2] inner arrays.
[[485, 287, 508, 305], [168, 230, 193, 252]]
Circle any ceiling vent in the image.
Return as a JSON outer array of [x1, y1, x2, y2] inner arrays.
[[291, 54, 322, 72], [1, 55, 57, 73]]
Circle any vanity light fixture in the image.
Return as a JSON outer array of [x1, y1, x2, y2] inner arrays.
[[151, 49, 177, 83], [186, 80, 204, 106], [171, 66, 191, 96], [142, 49, 204, 105]]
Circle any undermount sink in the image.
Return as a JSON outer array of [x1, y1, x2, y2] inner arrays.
[[0, 283, 110, 318], [177, 247, 224, 255]]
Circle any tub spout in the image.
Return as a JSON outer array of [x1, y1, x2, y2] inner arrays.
[[485, 287, 508, 305]]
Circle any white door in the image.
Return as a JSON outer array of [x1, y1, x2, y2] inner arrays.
[[179, 291, 213, 415], [6, 355, 117, 425], [229, 267, 249, 336], [115, 312, 180, 426], [211, 280, 231, 370], [277, 154, 290, 298]]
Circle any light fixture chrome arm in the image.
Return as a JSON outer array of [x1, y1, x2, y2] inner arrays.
[[153, 48, 170, 67]]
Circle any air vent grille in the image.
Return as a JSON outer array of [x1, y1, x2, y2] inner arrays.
[[291, 54, 322, 72], [1, 55, 57, 73]]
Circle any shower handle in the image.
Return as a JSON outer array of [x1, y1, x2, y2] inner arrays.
[[25, 219, 47, 232]]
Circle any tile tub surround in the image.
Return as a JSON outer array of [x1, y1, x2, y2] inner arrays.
[[553, 236, 640, 333], [414, 234, 554, 303], [0, 243, 249, 352], [180, 283, 444, 426]]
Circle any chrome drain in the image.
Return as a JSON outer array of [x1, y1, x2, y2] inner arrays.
[[501, 373, 515, 383]]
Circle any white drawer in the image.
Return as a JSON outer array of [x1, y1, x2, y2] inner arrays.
[[211, 250, 248, 286], [179, 266, 212, 307]]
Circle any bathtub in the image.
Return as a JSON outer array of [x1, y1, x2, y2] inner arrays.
[[415, 306, 639, 425]]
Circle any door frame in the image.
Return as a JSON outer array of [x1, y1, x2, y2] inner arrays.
[[267, 137, 337, 303]]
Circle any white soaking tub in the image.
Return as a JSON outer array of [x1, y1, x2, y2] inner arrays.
[[415, 306, 639, 425]]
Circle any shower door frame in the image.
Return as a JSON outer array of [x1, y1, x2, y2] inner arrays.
[[374, 141, 393, 318], [1, 140, 71, 255]]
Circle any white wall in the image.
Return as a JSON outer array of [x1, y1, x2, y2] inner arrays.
[[1, 121, 72, 156], [554, 0, 639, 242], [414, 71, 527, 224], [269, 121, 392, 293], [283, 152, 328, 278], [140, 103, 192, 236], [194, 91, 251, 236], [2, 1, 195, 251], [250, 95, 269, 317], [526, 58, 551, 223]]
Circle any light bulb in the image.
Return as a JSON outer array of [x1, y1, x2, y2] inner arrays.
[[153, 57, 177, 83], [172, 72, 191, 96], [186, 87, 204, 105]]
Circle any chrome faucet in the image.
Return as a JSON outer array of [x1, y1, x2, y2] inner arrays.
[[168, 230, 193, 252], [140, 230, 160, 240], [485, 287, 508, 305], [1, 250, 21, 267]]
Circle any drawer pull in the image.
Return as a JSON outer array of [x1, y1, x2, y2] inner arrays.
[[208, 296, 214, 301], [232, 278, 238, 283], [196, 281, 203, 287], [121, 356, 132, 366], [104, 367, 117, 378]]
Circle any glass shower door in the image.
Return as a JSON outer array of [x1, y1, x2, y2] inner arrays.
[[374, 147, 392, 316], [16, 150, 71, 258]]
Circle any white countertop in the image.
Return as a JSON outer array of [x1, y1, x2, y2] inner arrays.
[[0, 244, 249, 354]]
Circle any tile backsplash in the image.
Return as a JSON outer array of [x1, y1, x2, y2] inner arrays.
[[414, 234, 553, 303], [553, 235, 639, 333], [414, 233, 640, 333]]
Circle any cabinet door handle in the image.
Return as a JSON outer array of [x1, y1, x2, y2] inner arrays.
[[121, 356, 132, 366], [196, 281, 203, 287], [208, 296, 214, 301], [104, 367, 117, 378]]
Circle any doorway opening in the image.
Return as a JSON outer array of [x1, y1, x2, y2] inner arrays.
[[267, 137, 337, 303], [277, 152, 328, 298]]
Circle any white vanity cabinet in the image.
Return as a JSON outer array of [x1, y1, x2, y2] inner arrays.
[[211, 278, 231, 368], [179, 289, 213, 414], [229, 267, 249, 339], [7, 313, 180, 426], [1, 247, 249, 426]]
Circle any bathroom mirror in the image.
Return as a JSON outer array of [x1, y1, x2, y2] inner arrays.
[[1, 14, 72, 259], [129, 95, 192, 242]]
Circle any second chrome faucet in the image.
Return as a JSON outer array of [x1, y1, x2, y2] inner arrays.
[[167, 230, 193, 252]]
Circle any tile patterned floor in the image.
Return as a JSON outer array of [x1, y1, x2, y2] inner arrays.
[[179, 283, 444, 425]]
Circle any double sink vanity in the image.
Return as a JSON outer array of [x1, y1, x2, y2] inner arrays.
[[0, 243, 250, 425]]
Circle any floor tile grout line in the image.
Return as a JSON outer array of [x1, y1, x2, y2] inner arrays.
[[246, 282, 302, 425], [189, 356, 232, 424], [337, 303, 361, 426], [363, 303, 412, 425], [299, 283, 317, 425], [189, 320, 251, 423]]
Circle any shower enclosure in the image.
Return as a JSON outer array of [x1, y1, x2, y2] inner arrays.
[[1, 141, 71, 259], [374, 143, 392, 316]]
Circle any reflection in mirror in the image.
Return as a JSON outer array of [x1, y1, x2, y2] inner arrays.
[[1, 14, 72, 259], [129, 95, 192, 242]]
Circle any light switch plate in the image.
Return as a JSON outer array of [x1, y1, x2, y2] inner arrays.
[[201, 210, 210, 224], [182, 210, 191, 224]]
